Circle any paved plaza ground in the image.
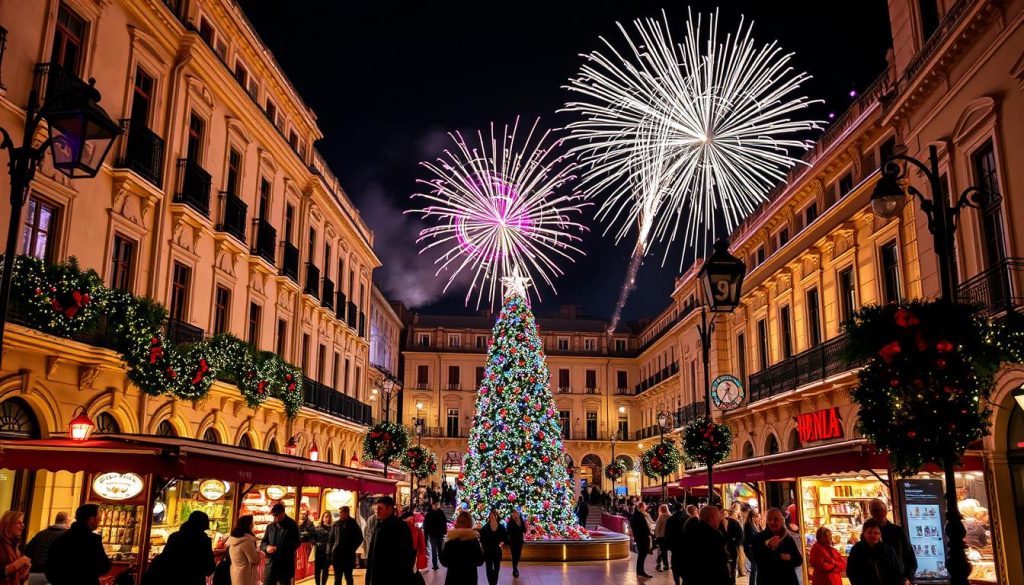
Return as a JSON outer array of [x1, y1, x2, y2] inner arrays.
[[298, 557, 753, 585]]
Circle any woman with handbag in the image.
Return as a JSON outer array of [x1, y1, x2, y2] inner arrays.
[[225, 515, 260, 585]]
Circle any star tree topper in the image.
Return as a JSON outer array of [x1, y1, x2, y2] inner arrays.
[[501, 268, 531, 301]]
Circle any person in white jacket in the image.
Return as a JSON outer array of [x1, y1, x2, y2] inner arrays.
[[226, 515, 261, 585]]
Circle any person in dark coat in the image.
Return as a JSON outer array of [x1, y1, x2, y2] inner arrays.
[[328, 506, 363, 585], [749, 508, 803, 585], [629, 501, 654, 578], [25, 511, 68, 581], [260, 503, 301, 585], [158, 511, 216, 585], [869, 499, 917, 583], [679, 506, 732, 585], [309, 512, 333, 585], [743, 507, 763, 585], [665, 505, 688, 585], [365, 496, 415, 585], [478, 509, 508, 585], [506, 510, 526, 578], [575, 496, 589, 527], [44, 504, 110, 585], [846, 519, 905, 585], [440, 511, 484, 585], [721, 510, 745, 584], [422, 500, 448, 571]]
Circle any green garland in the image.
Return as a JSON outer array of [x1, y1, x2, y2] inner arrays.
[[604, 460, 627, 481], [682, 417, 734, 466], [400, 445, 438, 480], [843, 302, 1003, 475], [641, 440, 682, 479], [7, 255, 305, 417], [362, 421, 409, 465]]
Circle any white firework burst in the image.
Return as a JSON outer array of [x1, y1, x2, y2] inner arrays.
[[410, 118, 589, 308], [564, 9, 822, 264]]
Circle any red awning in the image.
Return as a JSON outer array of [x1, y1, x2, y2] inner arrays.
[[641, 484, 690, 497], [0, 439, 175, 476]]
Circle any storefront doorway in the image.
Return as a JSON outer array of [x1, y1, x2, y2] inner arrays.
[[1008, 405, 1024, 564], [0, 398, 40, 516], [581, 454, 602, 490]]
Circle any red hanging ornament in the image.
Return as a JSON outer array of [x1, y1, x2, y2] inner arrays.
[[878, 341, 902, 363]]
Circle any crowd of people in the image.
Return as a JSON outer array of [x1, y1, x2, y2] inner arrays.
[[613, 493, 918, 585]]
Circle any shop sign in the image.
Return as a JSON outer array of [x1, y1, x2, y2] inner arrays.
[[266, 485, 288, 500], [897, 479, 948, 582], [92, 472, 144, 501], [711, 375, 745, 410], [796, 407, 843, 444], [198, 479, 228, 500]]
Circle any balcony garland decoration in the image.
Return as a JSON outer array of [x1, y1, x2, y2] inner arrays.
[[604, 460, 627, 481], [362, 421, 410, 465], [400, 445, 438, 480], [842, 301, 1004, 475], [641, 440, 682, 479], [11, 255, 105, 335], [682, 417, 734, 466]]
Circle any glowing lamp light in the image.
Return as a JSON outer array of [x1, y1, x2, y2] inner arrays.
[[68, 409, 94, 442], [350, 453, 360, 467], [871, 169, 905, 219], [43, 78, 121, 179], [308, 441, 320, 462], [286, 436, 299, 456], [699, 239, 746, 313]]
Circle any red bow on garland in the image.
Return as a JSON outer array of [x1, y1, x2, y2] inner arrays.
[[191, 358, 210, 385]]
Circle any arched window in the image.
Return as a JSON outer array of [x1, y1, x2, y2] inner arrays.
[[0, 399, 39, 438], [326, 445, 334, 464], [156, 420, 177, 437], [616, 455, 634, 470], [787, 428, 801, 451], [203, 428, 220, 443], [765, 434, 780, 455], [742, 441, 755, 459], [238, 434, 253, 449], [95, 412, 120, 434], [267, 438, 279, 454]]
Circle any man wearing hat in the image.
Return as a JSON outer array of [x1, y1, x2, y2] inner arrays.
[[260, 503, 301, 585]]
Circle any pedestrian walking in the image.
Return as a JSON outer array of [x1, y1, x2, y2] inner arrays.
[[732, 504, 749, 578], [0, 511, 30, 585], [653, 504, 670, 572], [721, 508, 745, 584], [225, 515, 261, 585], [406, 507, 428, 578], [743, 507, 763, 585], [679, 506, 731, 585], [309, 513, 333, 585], [422, 500, 448, 571], [809, 527, 847, 585], [478, 509, 508, 585], [750, 508, 803, 585], [159, 511, 217, 585], [846, 519, 905, 585], [665, 504, 687, 585], [260, 503, 301, 585], [506, 510, 525, 578], [575, 495, 589, 527], [45, 504, 110, 585], [629, 501, 654, 578], [365, 496, 415, 585], [24, 511, 67, 585], [328, 506, 363, 585], [868, 499, 916, 583], [440, 511, 484, 585]]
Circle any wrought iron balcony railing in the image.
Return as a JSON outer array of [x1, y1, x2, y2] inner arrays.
[[635, 361, 680, 395], [116, 119, 164, 187], [304, 263, 321, 299], [281, 242, 299, 282], [251, 218, 276, 264], [302, 377, 373, 426], [217, 191, 247, 244], [749, 334, 856, 404], [174, 158, 212, 217], [167, 319, 204, 345], [33, 62, 91, 111], [958, 258, 1024, 316]]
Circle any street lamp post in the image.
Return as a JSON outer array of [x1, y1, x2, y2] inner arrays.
[[285, 432, 319, 461], [656, 407, 671, 503], [610, 431, 618, 500], [871, 144, 995, 585], [0, 73, 120, 370], [413, 417, 424, 508], [697, 239, 747, 506], [375, 375, 398, 481]]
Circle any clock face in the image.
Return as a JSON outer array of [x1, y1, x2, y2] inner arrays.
[[711, 375, 745, 410]]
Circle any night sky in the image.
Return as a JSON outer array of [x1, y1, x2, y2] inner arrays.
[[239, 1, 892, 322]]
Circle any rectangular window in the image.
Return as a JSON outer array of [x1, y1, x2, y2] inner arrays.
[[109, 234, 136, 291], [616, 370, 628, 391], [736, 333, 747, 387], [557, 338, 569, 351], [289, 130, 299, 150], [475, 367, 485, 387], [265, 100, 277, 126], [617, 415, 629, 439], [880, 240, 901, 304], [756, 246, 766, 265], [21, 196, 60, 261], [247, 303, 262, 345], [354, 366, 361, 398], [284, 204, 295, 243], [169, 262, 191, 321], [343, 359, 351, 394], [558, 369, 570, 391], [839, 267, 857, 322], [919, 0, 941, 40], [756, 318, 769, 370], [615, 339, 627, 352], [446, 409, 460, 438], [324, 244, 332, 279], [448, 366, 460, 389], [52, 4, 87, 74], [806, 288, 822, 347], [316, 344, 326, 382], [332, 351, 341, 389], [418, 334, 430, 348], [585, 369, 597, 391], [234, 60, 248, 87], [301, 333, 311, 375], [779, 305, 793, 359], [307, 228, 317, 263], [586, 411, 598, 440], [448, 335, 461, 348], [258, 178, 271, 219], [130, 67, 154, 126], [276, 319, 287, 357], [187, 113, 205, 162], [226, 148, 241, 195], [583, 338, 596, 351], [804, 202, 818, 226], [559, 411, 571, 439], [838, 172, 854, 197], [416, 365, 429, 386], [214, 286, 231, 334], [777, 227, 790, 249], [475, 335, 486, 349], [198, 17, 214, 45], [972, 141, 1006, 267]]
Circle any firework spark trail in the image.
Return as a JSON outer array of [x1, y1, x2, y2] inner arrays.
[[409, 117, 589, 308], [564, 10, 821, 331]]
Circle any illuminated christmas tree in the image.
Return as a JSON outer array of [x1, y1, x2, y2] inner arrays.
[[459, 272, 582, 538]]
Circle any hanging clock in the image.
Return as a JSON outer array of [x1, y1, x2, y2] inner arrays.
[[711, 375, 745, 410]]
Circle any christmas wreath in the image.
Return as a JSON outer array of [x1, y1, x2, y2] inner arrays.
[[682, 417, 734, 466], [400, 445, 438, 479], [641, 440, 682, 479], [167, 342, 216, 400], [843, 302, 1003, 475], [362, 421, 409, 465], [604, 460, 627, 481], [11, 256, 105, 335]]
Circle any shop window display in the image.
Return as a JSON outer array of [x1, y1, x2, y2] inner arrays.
[[150, 479, 234, 558]]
